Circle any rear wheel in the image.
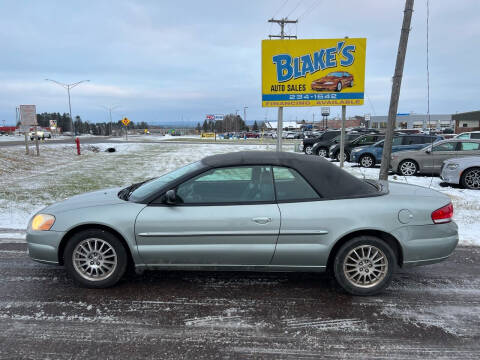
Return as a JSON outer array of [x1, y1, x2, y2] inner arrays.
[[460, 167, 480, 189], [316, 147, 328, 157], [64, 229, 128, 288], [398, 160, 418, 176], [333, 236, 395, 296], [359, 154, 375, 168]]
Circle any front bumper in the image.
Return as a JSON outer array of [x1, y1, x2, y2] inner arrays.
[[26, 230, 65, 264], [440, 168, 461, 184]]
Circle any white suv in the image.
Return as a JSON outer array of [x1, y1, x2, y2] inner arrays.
[[455, 131, 480, 140]]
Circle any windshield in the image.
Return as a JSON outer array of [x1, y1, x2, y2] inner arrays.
[[128, 161, 203, 202], [327, 72, 343, 77]]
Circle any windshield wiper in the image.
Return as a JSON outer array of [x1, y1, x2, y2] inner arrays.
[[118, 178, 156, 201]]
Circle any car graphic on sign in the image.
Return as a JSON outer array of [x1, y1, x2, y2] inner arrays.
[[311, 72, 354, 92]]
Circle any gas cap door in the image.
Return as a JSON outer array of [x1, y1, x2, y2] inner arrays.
[[398, 209, 414, 224]]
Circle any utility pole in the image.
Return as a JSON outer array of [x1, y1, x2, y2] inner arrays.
[[379, 0, 414, 180], [45, 79, 90, 136], [268, 17, 298, 152], [235, 109, 239, 136], [244, 106, 248, 131]]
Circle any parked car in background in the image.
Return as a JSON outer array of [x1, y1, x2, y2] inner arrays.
[[30, 131, 45, 140], [301, 130, 340, 154], [311, 71, 354, 92], [349, 127, 380, 134], [455, 131, 480, 140], [441, 156, 480, 189], [391, 139, 480, 176], [43, 131, 52, 139], [329, 133, 385, 162], [351, 135, 444, 168], [312, 132, 362, 157], [26, 151, 458, 295]]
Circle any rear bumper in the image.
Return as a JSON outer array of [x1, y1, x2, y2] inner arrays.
[[393, 222, 459, 267], [26, 230, 65, 265]]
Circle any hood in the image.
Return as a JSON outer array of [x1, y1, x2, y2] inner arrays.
[[351, 145, 369, 152], [314, 76, 338, 83], [43, 187, 124, 213]]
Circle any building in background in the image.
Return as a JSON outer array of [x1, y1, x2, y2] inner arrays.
[[369, 114, 453, 130], [452, 111, 480, 134]]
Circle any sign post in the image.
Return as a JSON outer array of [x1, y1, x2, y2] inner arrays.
[[321, 107, 330, 130], [121, 117, 130, 140], [262, 38, 366, 152], [20, 105, 38, 156]]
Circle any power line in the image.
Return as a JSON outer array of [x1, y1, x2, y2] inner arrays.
[[287, 0, 303, 17], [297, 0, 323, 21], [273, 0, 290, 17]]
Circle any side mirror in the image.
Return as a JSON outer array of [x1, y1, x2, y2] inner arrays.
[[425, 149, 431, 154], [165, 189, 177, 204]]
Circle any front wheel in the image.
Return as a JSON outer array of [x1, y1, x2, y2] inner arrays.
[[333, 236, 395, 296], [316, 147, 328, 157], [336, 151, 349, 162], [460, 167, 480, 189], [336, 81, 342, 92], [64, 229, 128, 288], [304, 146, 313, 155], [359, 154, 375, 168], [398, 160, 418, 176]]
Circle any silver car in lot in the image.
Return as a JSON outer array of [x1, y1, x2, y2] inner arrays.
[[27, 151, 458, 295], [391, 139, 480, 176], [441, 156, 480, 189]]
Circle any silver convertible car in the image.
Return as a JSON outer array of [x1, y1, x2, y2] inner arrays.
[[27, 152, 458, 295]]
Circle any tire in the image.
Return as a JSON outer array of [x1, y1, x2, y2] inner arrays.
[[316, 147, 328, 157], [333, 236, 396, 296], [460, 167, 480, 189], [64, 229, 128, 288], [349, 80, 354, 87], [336, 81, 342, 92], [336, 151, 349, 162], [398, 160, 418, 176], [359, 154, 375, 168], [305, 146, 313, 155]]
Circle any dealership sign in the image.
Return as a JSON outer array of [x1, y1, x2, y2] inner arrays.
[[19, 105, 37, 126], [262, 38, 366, 107]]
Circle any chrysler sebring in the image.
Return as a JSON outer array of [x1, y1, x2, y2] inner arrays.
[[26, 151, 458, 295]]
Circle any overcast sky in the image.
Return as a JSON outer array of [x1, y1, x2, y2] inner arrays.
[[0, 0, 479, 125]]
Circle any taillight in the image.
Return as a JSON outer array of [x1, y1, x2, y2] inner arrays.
[[431, 203, 453, 224]]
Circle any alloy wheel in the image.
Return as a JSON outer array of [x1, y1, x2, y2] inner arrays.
[[399, 161, 417, 176], [343, 245, 388, 288], [464, 169, 480, 189], [305, 146, 313, 155], [317, 148, 327, 157], [72, 238, 118, 281], [360, 155, 374, 168]]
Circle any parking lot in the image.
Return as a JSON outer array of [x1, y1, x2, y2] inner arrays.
[[0, 235, 479, 359]]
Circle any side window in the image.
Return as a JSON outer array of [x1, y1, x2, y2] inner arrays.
[[392, 137, 403, 146], [273, 167, 320, 201], [432, 142, 457, 152], [457, 133, 470, 139], [460, 142, 480, 151], [176, 166, 274, 204], [471, 133, 480, 139]]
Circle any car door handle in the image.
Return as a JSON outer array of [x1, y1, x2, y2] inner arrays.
[[252, 217, 272, 224]]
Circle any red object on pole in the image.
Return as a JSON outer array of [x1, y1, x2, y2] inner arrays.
[[75, 137, 81, 155]]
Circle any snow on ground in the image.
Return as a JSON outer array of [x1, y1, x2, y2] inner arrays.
[[0, 142, 478, 245]]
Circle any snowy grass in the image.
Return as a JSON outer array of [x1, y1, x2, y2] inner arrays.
[[0, 142, 478, 245]]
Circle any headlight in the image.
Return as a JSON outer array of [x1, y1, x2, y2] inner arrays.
[[446, 163, 458, 170], [324, 82, 334, 85], [329, 144, 336, 151], [30, 214, 55, 231]]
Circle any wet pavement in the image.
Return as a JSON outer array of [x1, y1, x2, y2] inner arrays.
[[0, 237, 479, 359]]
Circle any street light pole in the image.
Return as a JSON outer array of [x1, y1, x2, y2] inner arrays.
[[45, 79, 90, 136], [244, 106, 248, 130]]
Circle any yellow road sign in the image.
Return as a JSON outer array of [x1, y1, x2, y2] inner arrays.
[[121, 117, 130, 126]]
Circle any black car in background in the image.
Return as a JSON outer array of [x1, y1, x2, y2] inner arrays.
[[301, 130, 340, 154], [312, 133, 363, 157], [329, 133, 385, 161]]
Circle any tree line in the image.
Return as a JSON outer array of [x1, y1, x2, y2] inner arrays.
[[196, 114, 265, 133]]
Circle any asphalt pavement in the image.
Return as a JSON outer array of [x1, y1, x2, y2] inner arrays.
[[0, 235, 479, 359]]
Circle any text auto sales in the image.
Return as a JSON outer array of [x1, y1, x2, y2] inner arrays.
[[270, 41, 355, 92]]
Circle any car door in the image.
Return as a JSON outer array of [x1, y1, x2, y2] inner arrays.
[[431, 141, 459, 172], [458, 141, 480, 157], [269, 166, 330, 267], [134, 166, 280, 266]]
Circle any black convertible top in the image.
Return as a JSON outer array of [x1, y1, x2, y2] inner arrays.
[[201, 151, 379, 199]]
